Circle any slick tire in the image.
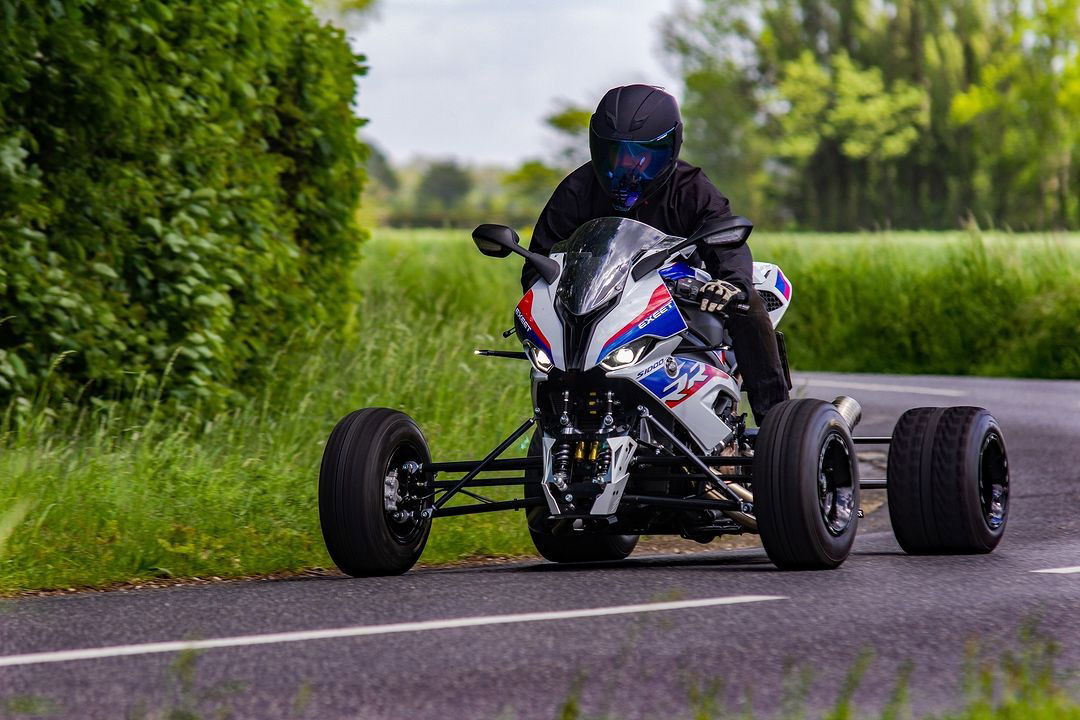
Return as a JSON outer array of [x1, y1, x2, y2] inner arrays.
[[754, 399, 860, 570], [523, 432, 638, 563], [319, 408, 432, 577], [887, 407, 1009, 554]]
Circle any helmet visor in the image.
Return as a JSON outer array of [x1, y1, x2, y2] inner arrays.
[[591, 126, 677, 211]]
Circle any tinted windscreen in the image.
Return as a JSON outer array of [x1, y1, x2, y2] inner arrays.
[[553, 218, 671, 315]]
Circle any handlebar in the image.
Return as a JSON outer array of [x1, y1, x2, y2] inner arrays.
[[670, 277, 750, 316]]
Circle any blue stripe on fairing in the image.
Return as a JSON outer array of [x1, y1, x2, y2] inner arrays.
[[596, 301, 687, 364], [658, 262, 697, 281]]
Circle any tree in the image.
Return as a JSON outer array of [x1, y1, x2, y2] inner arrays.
[[502, 160, 565, 221], [950, 0, 1080, 228], [661, 0, 1077, 230], [363, 141, 399, 193], [544, 102, 592, 167], [416, 160, 473, 211]]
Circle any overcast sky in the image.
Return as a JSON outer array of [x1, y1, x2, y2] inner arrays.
[[346, 0, 684, 167]]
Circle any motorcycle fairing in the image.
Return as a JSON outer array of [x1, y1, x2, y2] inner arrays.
[[606, 346, 738, 452], [658, 261, 709, 283], [594, 284, 686, 364], [516, 265, 565, 368], [583, 276, 687, 370], [751, 261, 793, 327]]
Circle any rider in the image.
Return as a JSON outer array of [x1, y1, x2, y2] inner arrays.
[[521, 84, 789, 424]]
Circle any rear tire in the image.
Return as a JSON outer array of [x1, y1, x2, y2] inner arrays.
[[524, 433, 638, 563], [319, 408, 432, 576], [887, 407, 1009, 554], [754, 399, 860, 569]]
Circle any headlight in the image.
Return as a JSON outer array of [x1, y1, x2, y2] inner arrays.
[[600, 337, 653, 371], [525, 342, 554, 373]]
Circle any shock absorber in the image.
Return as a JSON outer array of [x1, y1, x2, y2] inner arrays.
[[551, 442, 572, 491], [593, 444, 612, 484]]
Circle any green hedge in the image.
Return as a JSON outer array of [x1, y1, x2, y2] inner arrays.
[[0, 0, 366, 409]]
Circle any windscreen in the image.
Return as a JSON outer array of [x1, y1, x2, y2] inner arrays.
[[552, 217, 672, 315]]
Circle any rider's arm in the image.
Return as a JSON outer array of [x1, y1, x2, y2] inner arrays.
[[521, 166, 588, 292], [680, 166, 739, 283]]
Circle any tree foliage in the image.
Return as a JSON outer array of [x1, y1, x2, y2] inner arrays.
[[664, 0, 1080, 230], [0, 0, 367, 408], [502, 160, 565, 215], [416, 160, 473, 212]]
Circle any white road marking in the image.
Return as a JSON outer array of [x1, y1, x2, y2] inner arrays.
[[799, 378, 967, 397], [1031, 566, 1080, 574], [0, 595, 785, 669]]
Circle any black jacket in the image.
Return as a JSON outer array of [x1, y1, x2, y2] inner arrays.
[[522, 159, 733, 291]]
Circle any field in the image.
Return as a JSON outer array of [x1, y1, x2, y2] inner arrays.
[[1, 228, 1079, 593]]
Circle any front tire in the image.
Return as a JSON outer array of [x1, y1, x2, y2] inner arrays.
[[754, 399, 860, 569], [887, 407, 1009, 554], [524, 433, 638, 563], [319, 408, 432, 577]]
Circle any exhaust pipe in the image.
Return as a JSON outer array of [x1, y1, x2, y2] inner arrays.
[[832, 396, 862, 431]]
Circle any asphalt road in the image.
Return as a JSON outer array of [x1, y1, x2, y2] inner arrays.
[[1, 372, 1078, 719]]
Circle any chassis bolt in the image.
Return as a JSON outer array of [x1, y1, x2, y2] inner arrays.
[[564, 494, 574, 502]]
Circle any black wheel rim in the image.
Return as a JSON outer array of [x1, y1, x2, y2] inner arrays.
[[383, 441, 429, 545], [978, 432, 1009, 530], [817, 431, 855, 536]]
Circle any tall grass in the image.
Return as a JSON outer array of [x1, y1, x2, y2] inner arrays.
[[751, 230, 1080, 377], [0, 229, 1076, 592]]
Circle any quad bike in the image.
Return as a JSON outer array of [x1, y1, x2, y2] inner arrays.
[[319, 216, 1010, 575]]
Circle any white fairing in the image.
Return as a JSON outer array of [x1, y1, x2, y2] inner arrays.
[[589, 436, 637, 515], [516, 255, 566, 369], [584, 275, 679, 371], [752, 262, 793, 327], [605, 337, 738, 452]]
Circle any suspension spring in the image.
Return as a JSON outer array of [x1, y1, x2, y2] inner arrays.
[[551, 442, 572, 491]]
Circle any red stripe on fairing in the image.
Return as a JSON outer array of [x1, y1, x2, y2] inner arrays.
[[516, 290, 551, 352], [603, 284, 673, 349]]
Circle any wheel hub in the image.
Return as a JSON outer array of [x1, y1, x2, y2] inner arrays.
[[382, 447, 429, 543], [818, 432, 854, 536], [978, 432, 1009, 530]]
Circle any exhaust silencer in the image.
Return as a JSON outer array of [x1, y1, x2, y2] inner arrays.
[[832, 396, 862, 431]]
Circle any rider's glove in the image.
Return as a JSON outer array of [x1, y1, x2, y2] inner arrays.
[[698, 280, 742, 313]]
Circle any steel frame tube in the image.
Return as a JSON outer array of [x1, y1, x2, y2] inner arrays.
[[620, 494, 740, 512], [432, 418, 536, 510], [423, 457, 542, 473], [634, 456, 754, 467], [638, 410, 745, 505], [431, 477, 532, 489], [432, 498, 543, 518]]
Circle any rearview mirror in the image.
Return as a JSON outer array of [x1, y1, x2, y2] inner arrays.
[[471, 222, 560, 285], [690, 216, 754, 247], [472, 224, 519, 258]]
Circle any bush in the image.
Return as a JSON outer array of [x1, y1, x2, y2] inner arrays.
[[0, 0, 366, 410]]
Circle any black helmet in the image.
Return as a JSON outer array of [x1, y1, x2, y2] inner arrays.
[[589, 84, 683, 212]]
